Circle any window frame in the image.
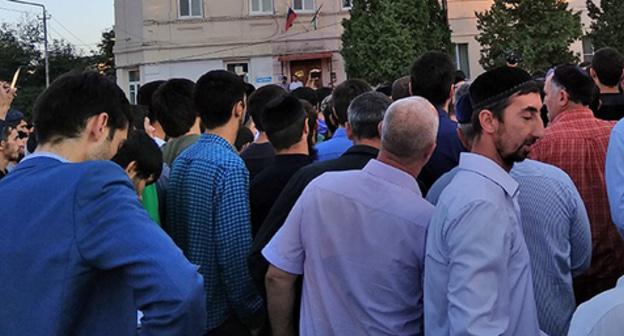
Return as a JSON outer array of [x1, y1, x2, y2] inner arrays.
[[292, 0, 316, 13], [128, 70, 140, 105], [250, 0, 274, 15], [341, 0, 353, 10], [178, 0, 203, 19], [453, 43, 471, 80]]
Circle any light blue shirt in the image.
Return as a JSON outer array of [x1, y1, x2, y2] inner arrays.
[[314, 127, 352, 161], [428, 159, 591, 336], [425, 153, 542, 336], [568, 276, 624, 336], [606, 118, 624, 238], [263, 159, 433, 335]]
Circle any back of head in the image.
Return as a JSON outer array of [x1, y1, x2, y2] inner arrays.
[[591, 47, 624, 88], [194, 70, 246, 129], [247, 84, 287, 132], [151, 78, 197, 138], [262, 95, 306, 151], [235, 127, 254, 152], [392, 76, 411, 101], [332, 79, 372, 125], [316, 87, 333, 106], [129, 105, 147, 131], [553, 64, 597, 107], [112, 130, 163, 182], [34, 71, 130, 145], [348, 91, 392, 139], [410, 51, 456, 107], [291, 87, 318, 107], [382, 96, 439, 163], [137, 80, 165, 123], [376, 83, 392, 98], [454, 70, 467, 84]]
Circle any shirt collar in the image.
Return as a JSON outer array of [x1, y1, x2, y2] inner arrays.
[[551, 106, 594, 125], [342, 144, 379, 157], [458, 152, 519, 197], [617, 275, 624, 288], [437, 106, 450, 119], [200, 133, 237, 153], [333, 127, 347, 138], [20, 151, 70, 164], [363, 159, 421, 196]]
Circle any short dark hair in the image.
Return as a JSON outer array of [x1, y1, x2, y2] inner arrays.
[[301, 99, 318, 146], [129, 105, 147, 131], [410, 51, 456, 107], [152, 78, 197, 138], [0, 124, 12, 143], [591, 47, 624, 87], [291, 87, 318, 107], [316, 87, 333, 106], [34, 71, 130, 145], [138, 80, 165, 122], [235, 126, 254, 152], [247, 85, 287, 132], [332, 79, 372, 125], [112, 130, 163, 183], [552, 64, 597, 107], [392, 76, 411, 101], [454, 70, 467, 84], [262, 95, 306, 151], [348, 91, 392, 139], [194, 70, 246, 129], [471, 82, 542, 137]]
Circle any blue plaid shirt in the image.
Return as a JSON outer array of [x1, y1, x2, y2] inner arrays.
[[166, 134, 263, 331]]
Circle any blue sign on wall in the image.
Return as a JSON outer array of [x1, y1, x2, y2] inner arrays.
[[256, 76, 272, 84]]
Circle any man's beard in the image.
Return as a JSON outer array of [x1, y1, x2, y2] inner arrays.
[[86, 139, 114, 161], [497, 136, 538, 167]]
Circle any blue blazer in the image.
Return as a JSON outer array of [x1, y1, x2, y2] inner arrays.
[[0, 155, 206, 335]]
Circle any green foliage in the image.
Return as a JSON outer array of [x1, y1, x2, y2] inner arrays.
[[341, 0, 452, 85], [586, 0, 624, 53], [0, 19, 115, 118], [476, 0, 582, 73]]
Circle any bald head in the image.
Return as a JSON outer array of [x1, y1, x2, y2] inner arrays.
[[381, 96, 439, 164]]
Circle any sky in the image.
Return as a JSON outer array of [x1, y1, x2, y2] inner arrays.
[[0, 0, 114, 54]]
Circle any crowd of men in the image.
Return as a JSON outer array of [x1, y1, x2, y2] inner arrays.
[[2, 46, 624, 336]]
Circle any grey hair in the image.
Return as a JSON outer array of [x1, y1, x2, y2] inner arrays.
[[347, 91, 392, 139], [381, 96, 439, 162]]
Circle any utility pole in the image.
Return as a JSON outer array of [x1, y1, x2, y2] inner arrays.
[[7, 0, 49, 87]]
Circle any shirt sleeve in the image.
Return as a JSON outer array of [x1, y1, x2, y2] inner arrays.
[[566, 179, 592, 276], [445, 200, 514, 335], [606, 122, 624, 238], [73, 162, 206, 335], [214, 167, 263, 322], [261, 184, 308, 275]]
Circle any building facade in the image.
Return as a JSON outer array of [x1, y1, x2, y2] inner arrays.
[[114, 0, 594, 103]]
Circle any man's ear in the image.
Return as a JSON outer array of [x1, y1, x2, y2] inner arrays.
[[232, 100, 244, 121], [125, 160, 138, 180], [377, 121, 383, 138], [478, 109, 498, 135], [86, 112, 109, 142], [345, 121, 354, 140]]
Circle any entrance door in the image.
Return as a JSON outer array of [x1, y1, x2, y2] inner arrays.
[[290, 59, 323, 88]]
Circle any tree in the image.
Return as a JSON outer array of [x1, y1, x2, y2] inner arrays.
[[0, 18, 97, 117], [93, 28, 116, 79], [586, 0, 624, 54], [476, 0, 582, 73], [341, 0, 452, 85]]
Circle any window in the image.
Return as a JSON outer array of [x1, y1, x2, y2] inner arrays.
[[342, 0, 353, 9], [293, 0, 315, 12], [128, 70, 140, 105], [226, 62, 250, 82], [582, 37, 594, 63], [453, 43, 471, 79], [251, 0, 273, 14], [179, 0, 202, 18]]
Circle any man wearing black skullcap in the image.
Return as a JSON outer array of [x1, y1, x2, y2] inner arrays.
[[531, 65, 624, 304], [249, 95, 313, 238], [427, 89, 592, 336], [425, 66, 545, 335]]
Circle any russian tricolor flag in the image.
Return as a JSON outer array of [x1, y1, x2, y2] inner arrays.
[[285, 7, 298, 32]]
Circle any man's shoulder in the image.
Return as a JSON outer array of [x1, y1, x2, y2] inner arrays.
[[295, 154, 370, 184], [177, 142, 246, 172]]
